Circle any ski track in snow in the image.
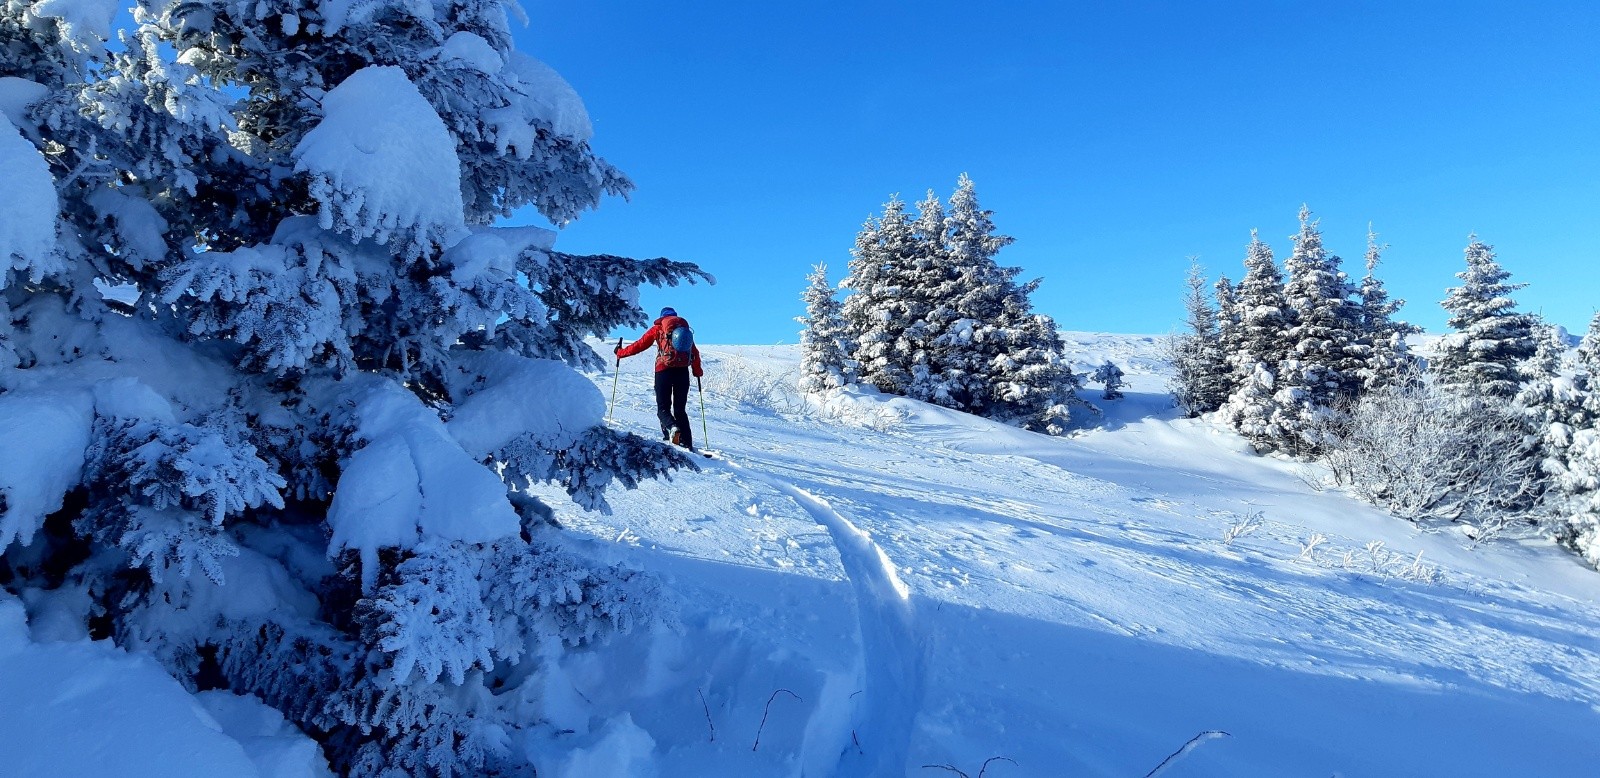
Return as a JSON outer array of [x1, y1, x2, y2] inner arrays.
[[717, 455, 925, 777]]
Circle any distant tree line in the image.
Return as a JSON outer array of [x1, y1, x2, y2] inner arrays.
[[1172, 206, 1600, 569], [797, 175, 1096, 435]]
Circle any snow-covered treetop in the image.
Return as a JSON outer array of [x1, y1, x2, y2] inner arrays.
[[1443, 235, 1527, 330]]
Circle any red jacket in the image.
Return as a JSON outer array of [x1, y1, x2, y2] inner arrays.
[[618, 316, 703, 376]]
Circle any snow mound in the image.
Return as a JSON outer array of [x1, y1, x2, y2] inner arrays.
[[506, 53, 593, 142], [438, 31, 503, 74], [0, 595, 260, 777], [446, 351, 604, 457], [326, 377, 518, 589], [0, 388, 94, 549], [29, 0, 118, 53], [0, 113, 61, 284], [0, 76, 49, 128], [294, 66, 465, 253]]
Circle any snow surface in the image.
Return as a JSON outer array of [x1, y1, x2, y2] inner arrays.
[[0, 592, 328, 777], [511, 331, 1600, 777], [293, 66, 465, 250]]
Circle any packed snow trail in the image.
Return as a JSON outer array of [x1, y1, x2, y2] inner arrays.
[[719, 456, 925, 776]]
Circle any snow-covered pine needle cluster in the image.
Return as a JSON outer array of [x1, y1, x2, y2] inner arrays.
[[0, 0, 709, 773], [1171, 207, 1600, 569], [798, 174, 1091, 434]]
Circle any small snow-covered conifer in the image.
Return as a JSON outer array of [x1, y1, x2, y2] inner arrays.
[[797, 263, 855, 393], [1434, 236, 1539, 397], [1170, 261, 1230, 417], [1092, 361, 1126, 400]]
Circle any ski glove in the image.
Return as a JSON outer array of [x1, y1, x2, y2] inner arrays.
[[692, 366, 704, 378]]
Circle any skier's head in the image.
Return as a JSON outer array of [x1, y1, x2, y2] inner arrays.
[[660, 306, 678, 318]]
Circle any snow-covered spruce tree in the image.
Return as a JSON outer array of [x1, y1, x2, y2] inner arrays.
[[841, 196, 923, 394], [843, 176, 1082, 432], [1434, 235, 1539, 397], [1217, 230, 1292, 447], [927, 174, 1081, 431], [1355, 226, 1421, 390], [1170, 261, 1230, 417], [797, 263, 854, 393], [1, 3, 707, 775], [1270, 207, 1365, 455]]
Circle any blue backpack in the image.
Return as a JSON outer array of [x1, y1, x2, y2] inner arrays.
[[657, 316, 695, 367]]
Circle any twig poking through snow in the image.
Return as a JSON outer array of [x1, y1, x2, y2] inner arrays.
[[921, 755, 1017, 774], [697, 687, 716, 743], [1298, 533, 1328, 561], [1144, 730, 1231, 778], [751, 688, 801, 751], [1222, 510, 1265, 545], [977, 756, 1017, 777]]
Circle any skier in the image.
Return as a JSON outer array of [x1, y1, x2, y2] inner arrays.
[[616, 307, 705, 450]]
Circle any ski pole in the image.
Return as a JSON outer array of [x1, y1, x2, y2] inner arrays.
[[697, 374, 709, 449], [607, 337, 623, 422]]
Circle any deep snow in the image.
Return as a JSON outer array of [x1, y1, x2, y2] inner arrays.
[[5, 332, 1599, 776]]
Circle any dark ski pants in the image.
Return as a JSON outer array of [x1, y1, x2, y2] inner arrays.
[[654, 366, 693, 448]]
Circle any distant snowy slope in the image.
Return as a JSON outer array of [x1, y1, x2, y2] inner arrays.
[[517, 332, 1600, 777]]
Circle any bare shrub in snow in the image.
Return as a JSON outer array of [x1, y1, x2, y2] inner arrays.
[[1295, 535, 1440, 583], [1318, 377, 1545, 536], [707, 354, 808, 415], [1221, 510, 1264, 545]]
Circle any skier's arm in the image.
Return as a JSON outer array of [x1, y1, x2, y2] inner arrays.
[[691, 346, 703, 377], [616, 324, 659, 358]]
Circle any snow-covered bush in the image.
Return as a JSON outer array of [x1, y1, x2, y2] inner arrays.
[[1319, 376, 1546, 536], [0, 2, 707, 774]]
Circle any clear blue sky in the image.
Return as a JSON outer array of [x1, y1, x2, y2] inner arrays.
[[512, 1, 1600, 345]]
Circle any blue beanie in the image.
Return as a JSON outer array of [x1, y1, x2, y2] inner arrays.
[[660, 307, 677, 318]]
